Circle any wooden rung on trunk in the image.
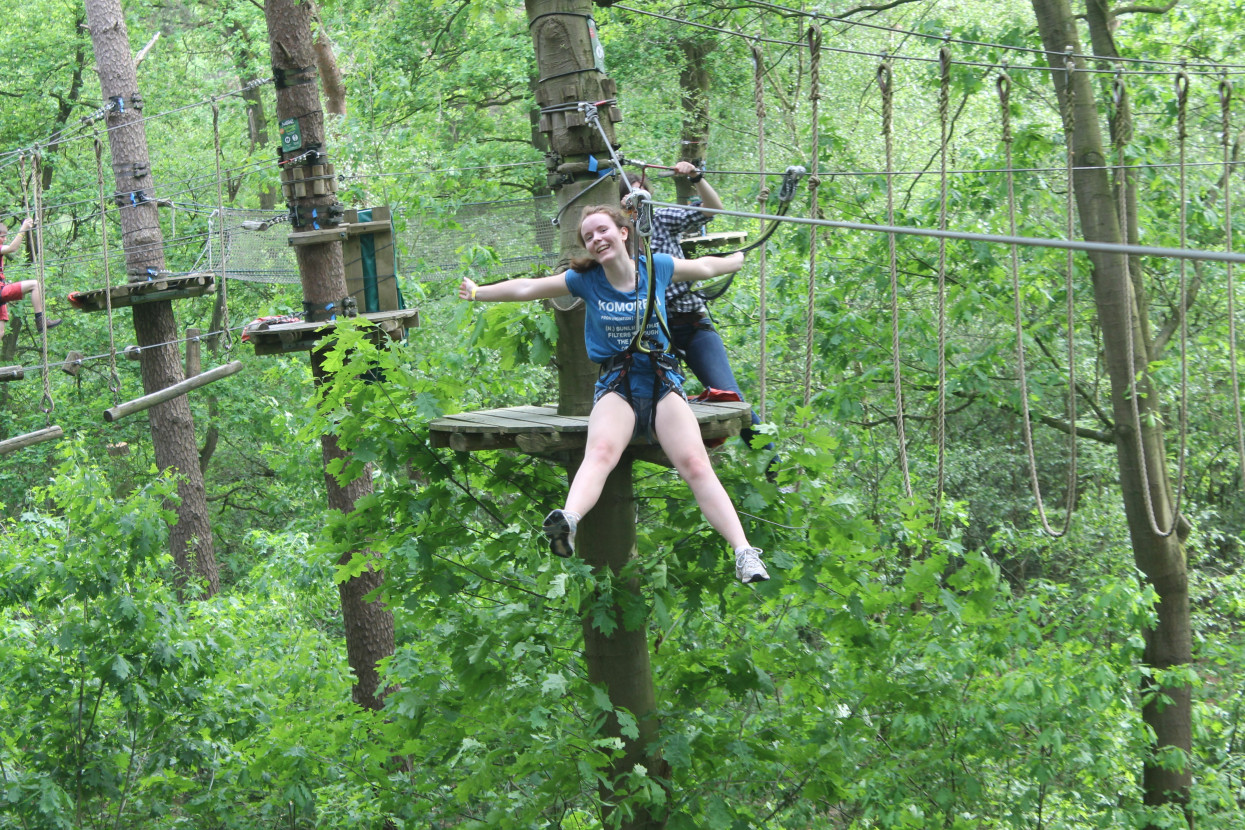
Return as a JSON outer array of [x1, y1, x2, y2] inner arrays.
[[0, 425, 64, 456], [103, 360, 243, 423]]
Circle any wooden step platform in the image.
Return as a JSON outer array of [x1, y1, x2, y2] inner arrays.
[[245, 308, 420, 356], [69, 272, 215, 312], [430, 400, 752, 465], [679, 230, 746, 256], [0, 365, 22, 382]]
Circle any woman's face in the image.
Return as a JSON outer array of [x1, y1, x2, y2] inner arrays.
[[579, 212, 628, 265]]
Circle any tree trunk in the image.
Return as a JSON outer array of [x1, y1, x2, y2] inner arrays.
[[263, 0, 394, 712], [84, 0, 220, 599], [676, 38, 714, 205], [220, 18, 280, 209], [527, 3, 665, 827], [1029, 0, 1193, 821]]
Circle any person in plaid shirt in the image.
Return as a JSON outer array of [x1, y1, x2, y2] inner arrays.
[[620, 162, 769, 457]]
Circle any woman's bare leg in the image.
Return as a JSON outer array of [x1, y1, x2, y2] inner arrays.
[[653, 394, 750, 550], [564, 392, 636, 518]]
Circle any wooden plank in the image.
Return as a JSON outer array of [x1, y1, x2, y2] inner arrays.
[[458, 406, 584, 430], [345, 220, 394, 236], [288, 228, 348, 246], [247, 309, 419, 356], [429, 401, 751, 456], [431, 410, 578, 435], [679, 230, 747, 256], [0, 365, 23, 382], [70, 274, 215, 313]]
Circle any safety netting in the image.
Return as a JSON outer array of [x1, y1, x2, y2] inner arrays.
[[194, 197, 561, 285]]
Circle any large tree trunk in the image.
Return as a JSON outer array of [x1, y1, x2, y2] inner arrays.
[[220, 17, 280, 209], [675, 37, 714, 205], [84, 0, 220, 599], [263, 0, 394, 712], [1029, 0, 1193, 821], [526, 3, 665, 827]]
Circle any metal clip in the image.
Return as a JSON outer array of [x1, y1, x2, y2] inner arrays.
[[779, 166, 806, 202]]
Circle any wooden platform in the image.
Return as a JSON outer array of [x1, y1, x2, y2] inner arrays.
[[0, 365, 22, 382], [245, 308, 420, 356], [429, 400, 752, 464], [679, 230, 747, 256], [68, 272, 215, 313]]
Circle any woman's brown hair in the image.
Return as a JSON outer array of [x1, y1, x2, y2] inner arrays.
[[569, 205, 636, 272]]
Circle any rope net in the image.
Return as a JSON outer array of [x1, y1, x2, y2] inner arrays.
[[195, 197, 561, 286]]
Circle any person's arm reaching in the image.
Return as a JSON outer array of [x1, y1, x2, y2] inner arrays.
[[671, 251, 743, 283], [673, 160, 723, 211]]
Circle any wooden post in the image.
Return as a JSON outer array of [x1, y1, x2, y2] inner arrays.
[[104, 360, 242, 423], [185, 327, 201, 378], [526, 5, 665, 826]]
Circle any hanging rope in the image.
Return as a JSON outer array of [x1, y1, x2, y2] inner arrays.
[[1001, 69, 1077, 537], [934, 46, 951, 528], [211, 98, 232, 351], [30, 150, 54, 424], [94, 135, 122, 402], [1221, 76, 1245, 485], [754, 42, 770, 422], [1113, 66, 1179, 537], [804, 26, 821, 416], [880, 56, 913, 498]]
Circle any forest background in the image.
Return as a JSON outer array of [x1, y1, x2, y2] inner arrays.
[[1, 0, 1243, 828]]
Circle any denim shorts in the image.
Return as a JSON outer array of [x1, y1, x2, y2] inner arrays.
[[594, 369, 687, 442]]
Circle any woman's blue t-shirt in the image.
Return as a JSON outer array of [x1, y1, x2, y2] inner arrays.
[[563, 254, 675, 363]]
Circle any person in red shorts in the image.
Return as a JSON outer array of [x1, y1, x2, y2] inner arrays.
[[0, 217, 60, 337]]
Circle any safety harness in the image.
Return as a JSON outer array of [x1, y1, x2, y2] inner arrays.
[[596, 225, 683, 438]]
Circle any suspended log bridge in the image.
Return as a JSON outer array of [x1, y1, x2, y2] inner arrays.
[[245, 308, 419, 356], [0, 425, 64, 456], [429, 400, 752, 466], [104, 360, 243, 423], [68, 272, 215, 312]]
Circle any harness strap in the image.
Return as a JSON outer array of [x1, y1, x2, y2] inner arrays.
[[599, 350, 681, 436]]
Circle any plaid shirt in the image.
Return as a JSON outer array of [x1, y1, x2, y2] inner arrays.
[[647, 206, 714, 315]]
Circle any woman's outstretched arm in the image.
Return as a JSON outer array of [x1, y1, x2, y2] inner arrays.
[[459, 272, 570, 302]]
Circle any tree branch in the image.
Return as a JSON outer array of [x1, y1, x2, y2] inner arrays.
[[134, 32, 160, 69], [1113, 1, 1178, 14], [1032, 335, 1115, 430]]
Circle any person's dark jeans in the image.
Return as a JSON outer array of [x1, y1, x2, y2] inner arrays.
[[669, 313, 775, 456]]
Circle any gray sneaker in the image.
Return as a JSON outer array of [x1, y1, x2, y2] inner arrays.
[[735, 547, 770, 584], [543, 509, 577, 558]]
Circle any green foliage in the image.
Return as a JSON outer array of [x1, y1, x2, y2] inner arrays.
[[3, 0, 1245, 827]]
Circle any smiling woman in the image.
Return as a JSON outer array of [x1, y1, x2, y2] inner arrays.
[[458, 204, 770, 584]]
